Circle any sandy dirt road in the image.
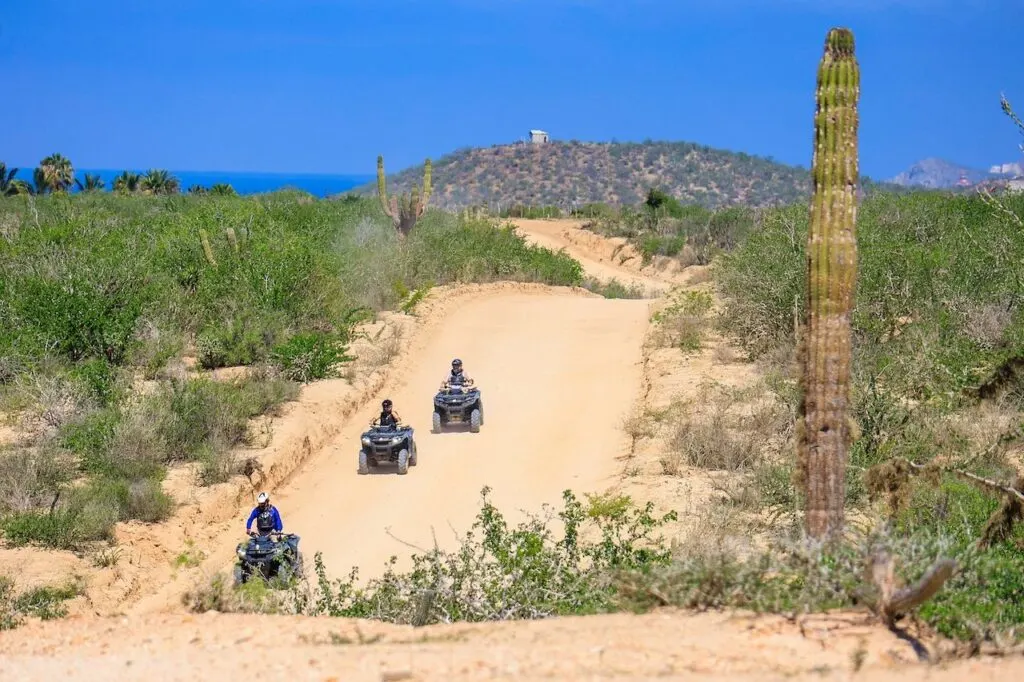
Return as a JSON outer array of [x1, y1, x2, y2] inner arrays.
[[255, 290, 650, 581], [512, 218, 686, 294], [126, 218, 663, 612]]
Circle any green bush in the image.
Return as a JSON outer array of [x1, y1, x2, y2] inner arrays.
[[0, 577, 82, 630], [716, 192, 1024, 403], [186, 487, 678, 623], [270, 332, 354, 383], [580, 200, 755, 266], [1, 474, 173, 548]]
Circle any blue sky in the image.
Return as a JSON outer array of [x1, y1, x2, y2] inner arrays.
[[2, 0, 1022, 179]]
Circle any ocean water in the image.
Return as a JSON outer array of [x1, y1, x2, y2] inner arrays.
[[11, 168, 373, 198]]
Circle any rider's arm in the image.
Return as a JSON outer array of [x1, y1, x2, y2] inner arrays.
[[272, 507, 283, 532], [393, 411, 402, 423], [245, 508, 258, 532]]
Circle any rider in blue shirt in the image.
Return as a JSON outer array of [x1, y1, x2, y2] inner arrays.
[[245, 491, 283, 535]]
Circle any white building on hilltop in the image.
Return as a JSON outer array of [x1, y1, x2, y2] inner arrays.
[[529, 129, 549, 144], [990, 162, 1024, 176]]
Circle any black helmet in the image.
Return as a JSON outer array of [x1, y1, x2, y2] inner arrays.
[[451, 358, 462, 373], [382, 399, 393, 410]]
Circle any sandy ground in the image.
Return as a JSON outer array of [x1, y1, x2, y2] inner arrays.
[[4, 609, 1023, 682], [2, 218, 1021, 680]]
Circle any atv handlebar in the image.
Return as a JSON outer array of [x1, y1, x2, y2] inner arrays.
[[249, 531, 286, 540], [369, 421, 408, 429]]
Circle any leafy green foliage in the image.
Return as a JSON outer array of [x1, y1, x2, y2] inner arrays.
[[271, 332, 354, 383], [0, 577, 82, 630], [717, 191, 1024, 403], [187, 486, 678, 623], [583, 202, 758, 267]]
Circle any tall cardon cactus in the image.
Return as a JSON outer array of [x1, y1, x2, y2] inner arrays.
[[797, 27, 860, 539], [377, 155, 432, 237]]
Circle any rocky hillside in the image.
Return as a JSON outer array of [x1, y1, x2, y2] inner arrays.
[[349, 141, 902, 210], [887, 157, 989, 189]]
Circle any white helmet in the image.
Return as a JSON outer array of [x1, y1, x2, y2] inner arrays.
[[257, 492, 269, 504]]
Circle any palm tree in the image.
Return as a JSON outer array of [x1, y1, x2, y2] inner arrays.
[[187, 184, 208, 195], [75, 173, 105, 192], [113, 171, 142, 194], [38, 153, 74, 192], [0, 163, 21, 197], [210, 183, 236, 196], [140, 169, 180, 195], [32, 167, 52, 195]]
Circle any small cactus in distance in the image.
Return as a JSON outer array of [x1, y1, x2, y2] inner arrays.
[[377, 155, 432, 237], [797, 27, 860, 539]]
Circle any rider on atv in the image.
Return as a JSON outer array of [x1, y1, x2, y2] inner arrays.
[[374, 399, 401, 428], [245, 491, 284, 536], [441, 358, 474, 389]]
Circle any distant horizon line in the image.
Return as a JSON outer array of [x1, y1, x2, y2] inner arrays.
[[9, 167, 375, 179]]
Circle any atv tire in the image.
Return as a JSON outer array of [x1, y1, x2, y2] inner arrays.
[[397, 448, 410, 475], [358, 449, 369, 475], [410, 442, 418, 466], [233, 564, 244, 586], [470, 408, 482, 433], [432, 411, 442, 433]]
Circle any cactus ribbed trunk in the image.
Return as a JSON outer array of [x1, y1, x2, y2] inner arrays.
[[798, 27, 860, 539], [377, 155, 433, 237]]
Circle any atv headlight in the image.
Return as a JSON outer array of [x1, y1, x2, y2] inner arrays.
[[237, 547, 246, 558], [390, 436, 403, 444], [361, 436, 371, 446]]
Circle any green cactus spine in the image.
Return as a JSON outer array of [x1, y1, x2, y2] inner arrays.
[[797, 27, 860, 539], [377, 155, 432, 237]]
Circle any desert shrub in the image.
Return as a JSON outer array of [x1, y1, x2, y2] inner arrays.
[[1, 473, 173, 548], [0, 577, 82, 630], [716, 192, 1024, 403], [186, 486, 678, 623], [580, 277, 647, 299], [581, 201, 755, 267], [649, 288, 714, 351], [270, 332, 354, 383], [0, 446, 76, 514], [109, 375, 296, 467]]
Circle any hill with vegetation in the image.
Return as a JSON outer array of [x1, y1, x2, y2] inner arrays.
[[348, 140, 909, 210]]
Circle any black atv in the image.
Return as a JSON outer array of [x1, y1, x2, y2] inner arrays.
[[233, 532, 303, 586], [432, 384, 483, 433], [358, 423, 417, 475]]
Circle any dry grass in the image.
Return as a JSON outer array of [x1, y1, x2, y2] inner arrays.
[[648, 289, 714, 352], [17, 376, 95, 438], [711, 343, 739, 365], [0, 446, 75, 514], [659, 383, 790, 475]]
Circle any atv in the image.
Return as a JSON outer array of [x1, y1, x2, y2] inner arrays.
[[233, 531, 303, 586], [358, 422, 417, 475], [432, 384, 483, 433]]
